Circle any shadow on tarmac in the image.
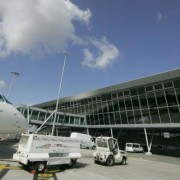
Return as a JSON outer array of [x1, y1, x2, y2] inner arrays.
[[0, 140, 17, 160]]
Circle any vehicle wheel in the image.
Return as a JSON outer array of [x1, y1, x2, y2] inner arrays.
[[69, 159, 77, 168], [120, 157, 127, 165], [94, 160, 99, 164], [35, 162, 46, 173], [106, 156, 114, 166], [92, 146, 96, 150]]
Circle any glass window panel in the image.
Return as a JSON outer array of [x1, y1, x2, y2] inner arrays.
[[176, 88, 180, 105], [108, 101, 113, 112], [112, 92, 117, 99], [102, 103, 108, 113], [138, 87, 145, 94], [94, 115, 99, 125], [70, 117, 74, 124], [118, 92, 123, 97], [139, 95, 148, 108], [65, 116, 69, 124], [75, 117, 79, 125], [146, 86, 153, 92], [102, 95, 107, 101], [159, 107, 170, 123], [80, 118, 84, 125], [164, 81, 173, 88], [127, 111, 134, 124], [97, 102, 103, 113], [124, 90, 130, 96], [130, 89, 137, 96], [165, 89, 178, 106], [155, 91, 166, 107], [121, 112, 128, 124], [107, 94, 111, 101], [147, 92, 157, 108], [132, 97, 140, 109], [114, 112, 121, 124], [89, 115, 94, 125], [174, 79, 180, 88], [119, 99, 125, 111], [104, 113, 109, 125], [154, 84, 162, 90], [99, 114, 104, 125], [134, 110, 142, 124], [169, 107, 180, 123], [125, 98, 132, 110], [150, 108, 160, 123], [141, 109, 151, 123], [109, 113, 115, 124], [113, 100, 119, 111], [92, 97, 96, 102]]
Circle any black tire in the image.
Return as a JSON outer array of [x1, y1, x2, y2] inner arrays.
[[94, 160, 99, 164], [120, 157, 127, 165], [35, 162, 46, 173], [69, 159, 77, 168], [106, 156, 114, 166]]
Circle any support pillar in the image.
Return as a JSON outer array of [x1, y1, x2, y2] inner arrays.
[[87, 128, 89, 135], [110, 128, 113, 138], [144, 128, 152, 155]]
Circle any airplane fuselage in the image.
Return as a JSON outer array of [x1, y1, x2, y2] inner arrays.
[[0, 94, 28, 134]]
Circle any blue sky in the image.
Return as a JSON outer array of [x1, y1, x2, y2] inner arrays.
[[0, 0, 180, 105]]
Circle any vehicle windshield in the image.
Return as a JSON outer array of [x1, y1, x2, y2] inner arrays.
[[0, 95, 4, 102], [19, 136, 29, 145], [133, 144, 140, 148], [2, 95, 12, 104], [96, 138, 108, 147]]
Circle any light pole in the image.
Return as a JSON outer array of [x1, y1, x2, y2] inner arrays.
[[7, 72, 19, 99], [51, 51, 69, 136]]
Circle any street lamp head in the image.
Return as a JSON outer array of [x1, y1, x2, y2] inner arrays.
[[11, 72, 20, 76], [63, 50, 70, 57]]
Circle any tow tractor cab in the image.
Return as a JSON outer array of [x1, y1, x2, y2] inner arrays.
[[13, 134, 81, 173], [93, 137, 127, 166]]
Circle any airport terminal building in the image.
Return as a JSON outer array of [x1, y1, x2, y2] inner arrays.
[[34, 68, 180, 154]]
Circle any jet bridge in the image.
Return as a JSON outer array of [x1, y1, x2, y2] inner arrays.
[[16, 105, 86, 132]]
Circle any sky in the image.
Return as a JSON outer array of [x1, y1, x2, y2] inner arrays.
[[0, 0, 180, 105]]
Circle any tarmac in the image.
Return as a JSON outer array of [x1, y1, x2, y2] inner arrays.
[[0, 140, 180, 180]]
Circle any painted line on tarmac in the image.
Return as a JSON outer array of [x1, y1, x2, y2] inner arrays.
[[0, 164, 23, 170], [33, 173, 57, 180], [0, 164, 9, 179]]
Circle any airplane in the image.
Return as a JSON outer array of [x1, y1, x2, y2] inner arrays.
[[0, 93, 28, 136]]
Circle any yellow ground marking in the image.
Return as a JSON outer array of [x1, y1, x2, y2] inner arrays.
[[0, 164, 22, 170], [38, 173, 54, 177], [47, 169, 60, 173]]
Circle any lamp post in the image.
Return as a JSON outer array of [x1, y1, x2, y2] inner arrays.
[[7, 72, 19, 99], [51, 51, 69, 136]]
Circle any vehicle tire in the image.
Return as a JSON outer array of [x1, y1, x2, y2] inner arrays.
[[94, 160, 99, 164], [69, 159, 77, 168], [120, 157, 127, 165], [35, 162, 46, 173], [106, 156, 114, 166]]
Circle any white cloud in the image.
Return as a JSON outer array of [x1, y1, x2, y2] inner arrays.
[[0, 80, 5, 89], [82, 36, 120, 69], [0, 0, 91, 58], [157, 12, 162, 22]]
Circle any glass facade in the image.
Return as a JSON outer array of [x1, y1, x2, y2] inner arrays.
[[41, 78, 180, 126]]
